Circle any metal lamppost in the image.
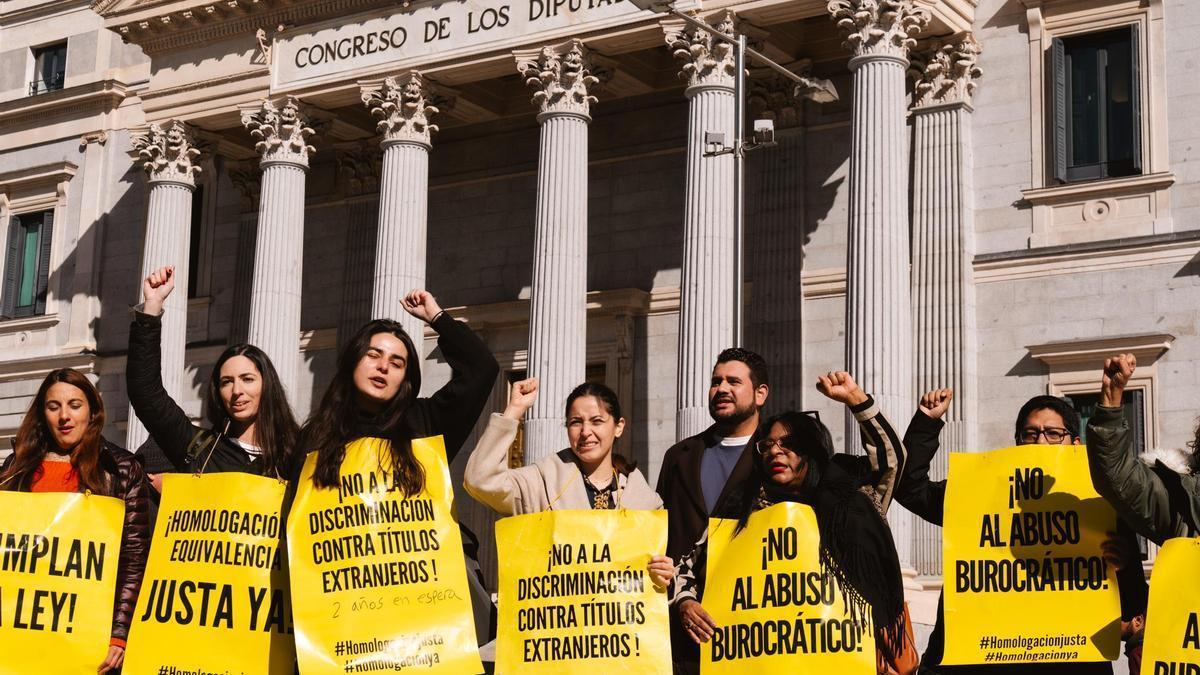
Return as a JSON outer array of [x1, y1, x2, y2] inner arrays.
[[629, 0, 837, 345]]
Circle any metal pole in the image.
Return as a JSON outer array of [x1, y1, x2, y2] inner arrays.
[[733, 33, 746, 347]]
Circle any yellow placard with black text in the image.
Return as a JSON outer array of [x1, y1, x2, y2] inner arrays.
[[494, 509, 671, 674], [942, 445, 1121, 665], [1141, 537, 1200, 674], [287, 435, 482, 675], [701, 502, 876, 674], [123, 472, 294, 674], [0, 491, 124, 675]]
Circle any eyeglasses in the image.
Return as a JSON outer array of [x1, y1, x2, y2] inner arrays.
[[756, 437, 796, 456], [1017, 427, 1072, 444]]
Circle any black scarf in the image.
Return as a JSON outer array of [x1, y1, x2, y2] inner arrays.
[[749, 462, 907, 653]]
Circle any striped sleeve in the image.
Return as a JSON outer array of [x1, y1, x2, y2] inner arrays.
[[669, 528, 709, 606], [852, 395, 907, 515]]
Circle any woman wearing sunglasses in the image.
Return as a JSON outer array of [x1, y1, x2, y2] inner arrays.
[[669, 371, 913, 674]]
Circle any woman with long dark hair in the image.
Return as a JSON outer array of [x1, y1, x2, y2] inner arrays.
[[670, 405, 910, 672], [298, 288, 499, 640], [0, 368, 150, 673], [126, 266, 299, 476]]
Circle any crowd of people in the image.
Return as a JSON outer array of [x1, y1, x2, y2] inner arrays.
[[1, 264, 1197, 674]]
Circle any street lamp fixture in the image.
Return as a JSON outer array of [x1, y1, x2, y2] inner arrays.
[[629, 0, 837, 346]]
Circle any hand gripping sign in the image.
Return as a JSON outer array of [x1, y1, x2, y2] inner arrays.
[[287, 435, 483, 675], [0, 491, 124, 675], [123, 472, 294, 674], [494, 509, 671, 674], [701, 502, 875, 675], [942, 445, 1122, 665], [1141, 537, 1200, 675]]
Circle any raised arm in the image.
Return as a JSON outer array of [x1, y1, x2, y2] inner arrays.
[[404, 290, 501, 460], [896, 389, 952, 526], [463, 378, 538, 516], [1086, 354, 1185, 543], [817, 371, 907, 514], [125, 266, 204, 470]]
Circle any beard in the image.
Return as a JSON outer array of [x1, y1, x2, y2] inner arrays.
[[708, 395, 757, 425]]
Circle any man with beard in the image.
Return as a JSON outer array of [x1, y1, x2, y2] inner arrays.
[[657, 349, 906, 674]]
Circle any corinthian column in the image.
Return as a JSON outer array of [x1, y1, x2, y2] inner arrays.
[[514, 39, 604, 464], [910, 34, 982, 576], [664, 11, 740, 440], [127, 120, 201, 451], [362, 72, 440, 352], [240, 97, 314, 399], [829, 0, 928, 572]]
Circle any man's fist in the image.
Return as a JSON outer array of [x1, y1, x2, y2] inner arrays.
[[503, 378, 538, 420], [816, 371, 868, 407], [918, 388, 954, 420], [401, 289, 443, 323], [142, 266, 175, 316], [1100, 353, 1136, 408]]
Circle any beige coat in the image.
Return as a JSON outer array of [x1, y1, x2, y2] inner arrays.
[[463, 414, 663, 515]]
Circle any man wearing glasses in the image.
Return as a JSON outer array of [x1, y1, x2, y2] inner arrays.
[[896, 392, 1148, 674]]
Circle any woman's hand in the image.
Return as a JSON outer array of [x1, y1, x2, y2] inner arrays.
[[1101, 353, 1136, 408], [97, 645, 124, 673], [503, 378, 538, 420], [401, 289, 443, 324], [918, 388, 954, 420], [816, 371, 868, 407], [678, 598, 718, 644], [142, 266, 175, 316], [647, 555, 674, 588]]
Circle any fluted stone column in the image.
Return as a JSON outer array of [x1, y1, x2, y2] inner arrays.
[[515, 40, 603, 464], [664, 11, 740, 439], [910, 34, 982, 576], [362, 72, 440, 351], [240, 97, 314, 399], [127, 121, 201, 451], [829, 0, 928, 573]]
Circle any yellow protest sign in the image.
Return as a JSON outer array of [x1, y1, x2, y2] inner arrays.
[[701, 502, 875, 674], [123, 472, 294, 674], [287, 435, 482, 675], [942, 445, 1121, 665], [0, 491, 124, 675], [1142, 537, 1200, 674], [494, 509, 670, 674]]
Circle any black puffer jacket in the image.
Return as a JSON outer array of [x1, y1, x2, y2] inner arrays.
[[0, 441, 151, 641]]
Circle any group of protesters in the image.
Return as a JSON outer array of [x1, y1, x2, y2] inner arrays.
[[0, 263, 1197, 674]]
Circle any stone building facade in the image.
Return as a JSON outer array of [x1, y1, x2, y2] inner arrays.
[[1, 0, 1197, 645]]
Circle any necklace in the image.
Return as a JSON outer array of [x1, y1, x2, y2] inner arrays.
[[583, 469, 617, 510]]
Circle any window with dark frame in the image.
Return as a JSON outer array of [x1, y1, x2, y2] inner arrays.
[[2, 210, 54, 319], [188, 185, 205, 299], [1050, 26, 1142, 183], [30, 42, 67, 96]]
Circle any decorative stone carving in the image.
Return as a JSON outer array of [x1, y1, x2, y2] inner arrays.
[[240, 96, 315, 166], [361, 72, 440, 147], [515, 39, 604, 119], [664, 10, 738, 89], [334, 141, 382, 198], [227, 160, 261, 211], [827, 0, 929, 60], [133, 120, 202, 186], [911, 33, 983, 108]]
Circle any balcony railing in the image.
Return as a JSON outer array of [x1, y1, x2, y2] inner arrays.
[[28, 73, 65, 96]]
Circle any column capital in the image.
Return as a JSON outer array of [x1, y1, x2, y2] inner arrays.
[[132, 120, 202, 188], [334, 140, 383, 198], [360, 71, 440, 148], [515, 39, 607, 120], [240, 96, 316, 168], [662, 10, 745, 91], [827, 0, 929, 63], [227, 159, 262, 211], [910, 33, 983, 110]]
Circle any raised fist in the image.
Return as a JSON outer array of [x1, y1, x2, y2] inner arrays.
[[400, 289, 443, 323], [1100, 353, 1136, 408], [502, 378, 539, 420], [816, 371, 868, 407], [918, 388, 954, 421], [142, 266, 175, 316]]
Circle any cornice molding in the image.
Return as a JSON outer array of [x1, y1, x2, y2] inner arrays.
[[0, 80, 132, 129]]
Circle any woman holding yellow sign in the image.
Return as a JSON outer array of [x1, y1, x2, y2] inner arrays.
[[0, 368, 151, 673], [671, 373, 911, 673], [463, 378, 675, 586]]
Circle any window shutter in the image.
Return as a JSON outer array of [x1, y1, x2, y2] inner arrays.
[[1050, 37, 1069, 183], [1129, 24, 1143, 174], [33, 210, 53, 315], [2, 216, 20, 318]]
